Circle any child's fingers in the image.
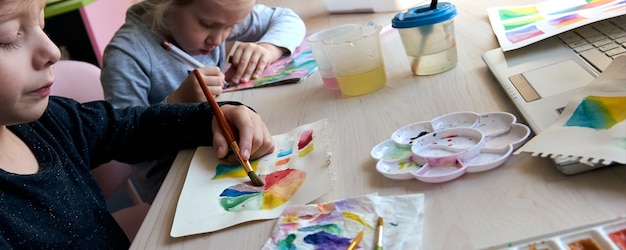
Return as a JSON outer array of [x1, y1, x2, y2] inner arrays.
[[211, 115, 234, 160]]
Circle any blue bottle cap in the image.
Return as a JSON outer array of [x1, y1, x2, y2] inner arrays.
[[391, 2, 457, 29]]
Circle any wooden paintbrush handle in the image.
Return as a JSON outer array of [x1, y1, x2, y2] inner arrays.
[[193, 70, 237, 143]]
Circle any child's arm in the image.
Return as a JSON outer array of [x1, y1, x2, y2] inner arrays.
[[57, 98, 274, 166]]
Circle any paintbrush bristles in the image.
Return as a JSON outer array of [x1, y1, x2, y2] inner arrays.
[[229, 141, 264, 186], [192, 69, 264, 186]]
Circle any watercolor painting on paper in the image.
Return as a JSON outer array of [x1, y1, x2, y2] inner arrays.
[[170, 119, 333, 237], [223, 41, 318, 92], [515, 56, 626, 165], [261, 193, 425, 250], [487, 0, 626, 51]]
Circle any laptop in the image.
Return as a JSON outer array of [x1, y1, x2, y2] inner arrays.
[[482, 14, 626, 175]]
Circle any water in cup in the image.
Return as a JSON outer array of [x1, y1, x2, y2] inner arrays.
[[323, 24, 387, 96], [334, 65, 386, 96], [392, 2, 458, 75]]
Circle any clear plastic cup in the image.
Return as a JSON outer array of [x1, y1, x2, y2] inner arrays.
[[392, 2, 458, 75], [322, 24, 387, 96], [306, 25, 357, 91]]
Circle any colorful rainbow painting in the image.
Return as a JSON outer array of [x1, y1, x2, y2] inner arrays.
[[565, 95, 626, 130], [171, 119, 332, 237], [262, 194, 426, 250], [215, 129, 316, 212], [219, 168, 307, 211], [223, 42, 318, 92], [488, 0, 626, 51]]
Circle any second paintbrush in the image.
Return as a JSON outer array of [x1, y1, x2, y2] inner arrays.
[[192, 69, 264, 186], [161, 41, 229, 88]]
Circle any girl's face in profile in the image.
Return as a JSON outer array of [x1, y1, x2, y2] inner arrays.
[[0, 0, 61, 125], [168, 0, 254, 56]]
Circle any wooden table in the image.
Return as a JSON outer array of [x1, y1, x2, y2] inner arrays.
[[130, 1, 626, 249]]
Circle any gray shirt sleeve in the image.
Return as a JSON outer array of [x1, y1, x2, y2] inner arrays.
[[229, 4, 307, 55], [100, 3, 306, 109]]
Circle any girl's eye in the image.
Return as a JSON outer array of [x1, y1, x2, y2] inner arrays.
[[0, 42, 19, 51], [0, 32, 22, 51], [200, 22, 217, 29]]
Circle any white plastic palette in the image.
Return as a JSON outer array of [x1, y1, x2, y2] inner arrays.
[[483, 216, 626, 250], [370, 111, 531, 183]]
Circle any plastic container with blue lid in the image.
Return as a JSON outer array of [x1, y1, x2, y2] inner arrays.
[[391, 2, 458, 75]]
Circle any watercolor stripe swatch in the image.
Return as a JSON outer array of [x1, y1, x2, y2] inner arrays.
[[487, 0, 626, 51]]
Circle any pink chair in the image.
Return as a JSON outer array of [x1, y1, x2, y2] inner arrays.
[[51, 60, 150, 242], [79, 0, 134, 66]]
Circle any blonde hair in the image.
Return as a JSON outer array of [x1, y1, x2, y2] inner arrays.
[[144, 0, 255, 36], [0, 0, 45, 14]]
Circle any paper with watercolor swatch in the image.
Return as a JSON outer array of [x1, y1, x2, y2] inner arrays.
[[170, 119, 333, 237], [487, 0, 626, 51], [261, 193, 425, 250], [515, 56, 626, 165], [222, 41, 318, 92]]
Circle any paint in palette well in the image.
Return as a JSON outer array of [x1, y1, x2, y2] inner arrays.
[[608, 229, 626, 249], [566, 238, 602, 250], [420, 162, 461, 177], [485, 217, 626, 250]]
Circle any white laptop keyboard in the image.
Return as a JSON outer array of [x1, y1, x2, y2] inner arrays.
[[557, 15, 626, 72], [552, 15, 626, 174]]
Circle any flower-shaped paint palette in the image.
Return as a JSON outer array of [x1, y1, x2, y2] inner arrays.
[[371, 111, 531, 183]]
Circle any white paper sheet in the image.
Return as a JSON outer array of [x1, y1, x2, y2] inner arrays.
[[487, 0, 626, 51], [171, 119, 333, 237], [261, 193, 425, 250], [515, 56, 626, 165]]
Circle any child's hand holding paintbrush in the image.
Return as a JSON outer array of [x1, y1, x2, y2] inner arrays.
[[193, 69, 275, 186]]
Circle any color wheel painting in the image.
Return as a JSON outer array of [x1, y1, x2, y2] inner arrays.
[[262, 194, 426, 250], [487, 0, 626, 51], [515, 56, 626, 165], [171, 119, 332, 237], [218, 168, 307, 212]]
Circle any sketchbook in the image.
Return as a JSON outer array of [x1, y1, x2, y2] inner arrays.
[[222, 41, 318, 92]]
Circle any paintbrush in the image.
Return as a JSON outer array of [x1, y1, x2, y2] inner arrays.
[[192, 69, 264, 186], [376, 217, 384, 250], [161, 41, 229, 88], [346, 230, 364, 250]]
